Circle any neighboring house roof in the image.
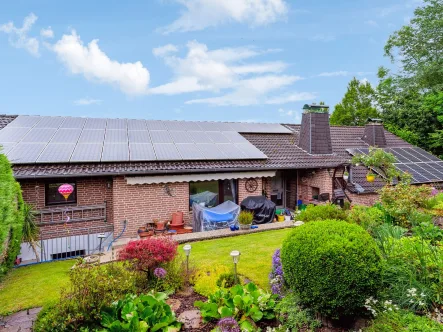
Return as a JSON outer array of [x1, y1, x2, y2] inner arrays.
[[0, 114, 17, 130]]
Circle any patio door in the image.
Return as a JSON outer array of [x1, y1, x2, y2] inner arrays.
[[270, 172, 285, 208]]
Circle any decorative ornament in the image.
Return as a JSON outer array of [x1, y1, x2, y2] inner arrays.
[[245, 178, 258, 193], [58, 184, 74, 201]]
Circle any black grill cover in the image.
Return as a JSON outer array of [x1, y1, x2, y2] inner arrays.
[[240, 196, 276, 224]]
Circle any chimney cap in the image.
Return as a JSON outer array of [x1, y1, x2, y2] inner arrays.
[[367, 118, 383, 124], [303, 103, 330, 113]]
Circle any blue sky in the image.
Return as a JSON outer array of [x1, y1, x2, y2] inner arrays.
[[0, 0, 420, 123]]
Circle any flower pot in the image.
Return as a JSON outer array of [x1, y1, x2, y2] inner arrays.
[[366, 173, 376, 182], [155, 221, 167, 230], [171, 211, 184, 225], [137, 226, 146, 234], [277, 215, 285, 222], [343, 175, 349, 181], [239, 223, 251, 230]]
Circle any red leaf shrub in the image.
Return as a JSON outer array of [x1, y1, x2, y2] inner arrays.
[[118, 237, 178, 272]]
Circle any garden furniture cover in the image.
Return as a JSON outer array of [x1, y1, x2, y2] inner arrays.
[[240, 196, 276, 224], [192, 200, 240, 232]]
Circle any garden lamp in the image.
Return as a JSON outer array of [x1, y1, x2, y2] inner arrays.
[[97, 233, 106, 253], [183, 244, 192, 281], [230, 250, 241, 284]]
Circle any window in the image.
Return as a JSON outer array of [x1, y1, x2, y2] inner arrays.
[[46, 182, 77, 206], [189, 179, 237, 208], [311, 186, 320, 200]]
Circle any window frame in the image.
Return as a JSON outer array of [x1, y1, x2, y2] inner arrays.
[[45, 181, 77, 206], [189, 179, 238, 209]]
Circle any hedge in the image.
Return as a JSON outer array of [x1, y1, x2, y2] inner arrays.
[[0, 152, 25, 277]]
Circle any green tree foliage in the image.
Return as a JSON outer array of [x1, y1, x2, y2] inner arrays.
[[330, 77, 379, 126], [0, 152, 25, 277], [377, 0, 443, 155]]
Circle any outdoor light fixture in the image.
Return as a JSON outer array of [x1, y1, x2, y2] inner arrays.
[[230, 250, 241, 284], [183, 244, 192, 283], [98, 233, 106, 253]]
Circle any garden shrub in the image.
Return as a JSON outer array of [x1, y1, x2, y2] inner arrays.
[[0, 153, 25, 277], [281, 220, 382, 318], [364, 310, 443, 332], [297, 203, 347, 222], [192, 264, 231, 297], [347, 205, 385, 234], [118, 237, 178, 276], [216, 272, 237, 288], [195, 282, 277, 331], [34, 261, 138, 331], [100, 292, 181, 331]]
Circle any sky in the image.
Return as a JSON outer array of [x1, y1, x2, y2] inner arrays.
[[0, 0, 420, 124]]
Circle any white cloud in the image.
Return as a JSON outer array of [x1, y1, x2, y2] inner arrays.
[[0, 13, 39, 56], [159, 0, 288, 34], [40, 26, 54, 38], [278, 108, 302, 123], [365, 20, 378, 27], [266, 92, 316, 104], [151, 40, 308, 106], [278, 108, 294, 116], [52, 30, 150, 95], [74, 98, 102, 106], [153, 44, 178, 57], [318, 71, 349, 77]]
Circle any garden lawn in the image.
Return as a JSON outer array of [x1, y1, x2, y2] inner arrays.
[[179, 228, 292, 289], [0, 260, 72, 315]]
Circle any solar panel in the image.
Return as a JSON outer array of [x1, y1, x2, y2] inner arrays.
[[129, 143, 156, 161], [227, 122, 247, 132], [34, 117, 65, 128], [0, 127, 31, 142], [105, 130, 128, 143], [71, 143, 103, 162], [153, 143, 181, 160], [395, 164, 430, 183], [200, 122, 226, 131], [417, 162, 443, 181], [78, 130, 105, 143], [150, 131, 173, 143], [180, 121, 203, 131], [412, 147, 441, 162], [169, 131, 194, 143], [128, 119, 147, 130], [216, 144, 247, 159], [106, 118, 127, 130], [50, 129, 82, 143], [164, 121, 188, 131], [222, 131, 248, 143], [37, 143, 76, 162], [7, 115, 41, 128], [7, 143, 47, 163], [175, 143, 206, 160], [84, 118, 107, 129], [0, 142, 16, 154], [187, 131, 211, 143], [234, 143, 267, 158], [196, 143, 226, 159], [146, 120, 166, 131], [60, 117, 86, 129], [393, 148, 422, 163], [206, 131, 230, 143], [21, 128, 57, 143], [102, 144, 129, 161], [128, 131, 151, 143]]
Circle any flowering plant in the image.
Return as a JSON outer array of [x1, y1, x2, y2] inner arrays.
[[216, 317, 240, 332], [364, 297, 399, 317], [154, 267, 167, 279], [269, 249, 285, 298]]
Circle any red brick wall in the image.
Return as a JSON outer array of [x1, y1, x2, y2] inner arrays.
[[348, 192, 379, 206], [298, 169, 333, 203], [238, 177, 263, 204], [113, 176, 190, 238], [19, 178, 113, 240]]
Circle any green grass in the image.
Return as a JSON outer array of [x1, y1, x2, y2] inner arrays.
[[0, 260, 72, 315], [179, 228, 292, 289], [0, 228, 292, 315]]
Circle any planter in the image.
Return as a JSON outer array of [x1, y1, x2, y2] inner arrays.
[[139, 231, 153, 238], [277, 215, 285, 222], [84, 255, 100, 264], [284, 215, 291, 221], [239, 223, 251, 230], [155, 221, 167, 230], [366, 173, 376, 182], [137, 226, 146, 234], [343, 174, 349, 181], [171, 211, 184, 225], [169, 223, 185, 232]]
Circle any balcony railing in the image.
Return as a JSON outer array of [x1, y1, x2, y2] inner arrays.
[[36, 203, 107, 225]]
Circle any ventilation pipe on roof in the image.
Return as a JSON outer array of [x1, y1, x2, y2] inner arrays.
[[298, 104, 333, 154], [362, 118, 387, 147]]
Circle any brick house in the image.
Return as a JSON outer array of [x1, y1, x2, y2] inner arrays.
[[0, 109, 439, 262]]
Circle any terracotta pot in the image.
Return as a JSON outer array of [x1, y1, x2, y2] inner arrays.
[[170, 223, 185, 231], [156, 221, 167, 230], [171, 211, 184, 225]]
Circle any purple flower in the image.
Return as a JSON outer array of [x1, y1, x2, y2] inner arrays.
[[153, 267, 167, 279], [269, 249, 285, 298], [431, 188, 440, 196], [217, 317, 240, 332]]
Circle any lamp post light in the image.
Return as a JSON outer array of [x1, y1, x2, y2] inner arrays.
[[183, 244, 192, 280], [97, 233, 106, 253], [230, 250, 241, 284]]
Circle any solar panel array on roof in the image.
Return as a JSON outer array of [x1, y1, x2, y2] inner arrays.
[[0, 115, 286, 163], [346, 147, 443, 184]]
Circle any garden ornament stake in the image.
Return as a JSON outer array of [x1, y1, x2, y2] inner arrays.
[[183, 244, 192, 283], [230, 250, 241, 284]]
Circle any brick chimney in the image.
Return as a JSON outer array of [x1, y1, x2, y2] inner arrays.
[[362, 118, 386, 147], [298, 104, 333, 154]]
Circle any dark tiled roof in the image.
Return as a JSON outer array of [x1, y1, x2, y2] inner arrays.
[[0, 115, 17, 129], [346, 166, 387, 194]]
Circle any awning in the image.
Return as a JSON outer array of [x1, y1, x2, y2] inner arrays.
[[126, 171, 276, 185]]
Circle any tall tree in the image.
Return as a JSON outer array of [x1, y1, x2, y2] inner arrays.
[[377, 0, 443, 154], [330, 77, 379, 126]]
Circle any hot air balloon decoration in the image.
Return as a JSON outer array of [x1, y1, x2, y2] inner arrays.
[[58, 184, 74, 201]]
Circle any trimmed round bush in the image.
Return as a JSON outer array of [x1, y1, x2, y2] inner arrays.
[[281, 220, 382, 318]]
